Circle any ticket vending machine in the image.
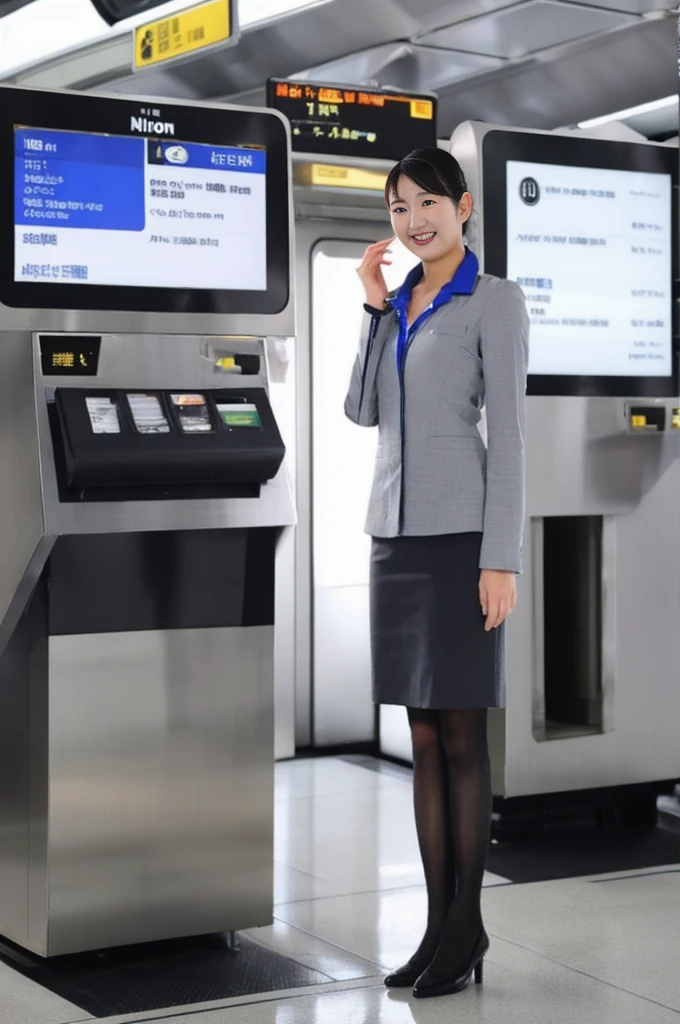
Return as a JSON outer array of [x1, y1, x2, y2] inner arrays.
[[427, 123, 679, 818], [0, 86, 295, 956]]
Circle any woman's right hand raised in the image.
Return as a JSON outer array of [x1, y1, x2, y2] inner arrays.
[[356, 237, 395, 310]]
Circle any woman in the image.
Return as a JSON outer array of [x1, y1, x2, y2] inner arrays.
[[345, 148, 529, 999]]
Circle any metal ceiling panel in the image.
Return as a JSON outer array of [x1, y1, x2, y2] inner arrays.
[[418, 0, 637, 59], [560, 0, 675, 12], [434, 17, 675, 131], [386, 0, 529, 35], [293, 41, 503, 89], [5, 0, 676, 143]]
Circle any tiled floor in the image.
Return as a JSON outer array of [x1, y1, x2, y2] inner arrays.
[[2, 756, 680, 1024]]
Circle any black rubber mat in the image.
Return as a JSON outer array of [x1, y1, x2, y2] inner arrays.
[[486, 821, 680, 883], [0, 933, 331, 1018]]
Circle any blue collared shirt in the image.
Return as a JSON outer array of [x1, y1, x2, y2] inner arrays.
[[389, 247, 480, 373]]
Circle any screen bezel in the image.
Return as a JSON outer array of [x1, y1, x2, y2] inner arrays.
[[266, 77, 438, 161], [2, 88, 290, 315], [482, 129, 679, 398]]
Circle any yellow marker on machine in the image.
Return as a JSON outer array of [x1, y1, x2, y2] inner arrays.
[[631, 415, 647, 429], [309, 164, 387, 192]]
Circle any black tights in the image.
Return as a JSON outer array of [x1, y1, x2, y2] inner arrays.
[[407, 707, 491, 976]]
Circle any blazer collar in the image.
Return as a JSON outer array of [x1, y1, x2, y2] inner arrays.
[[391, 247, 479, 319]]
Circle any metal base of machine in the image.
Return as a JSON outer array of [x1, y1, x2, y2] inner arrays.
[[0, 571, 276, 956]]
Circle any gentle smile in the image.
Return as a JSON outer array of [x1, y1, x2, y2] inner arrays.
[[412, 232, 436, 245]]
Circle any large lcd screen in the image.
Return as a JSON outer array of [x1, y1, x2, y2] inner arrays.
[[15, 128, 266, 291], [0, 87, 290, 314], [507, 160, 672, 378], [481, 130, 678, 397], [267, 79, 437, 160]]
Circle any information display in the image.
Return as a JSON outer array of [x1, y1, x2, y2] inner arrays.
[[39, 334, 101, 376], [14, 128, 267, 291], [507, 160, 672, 378], [0, 87, 291, 314], [267, 79, 436, 160], [481, 129, 677, 397]]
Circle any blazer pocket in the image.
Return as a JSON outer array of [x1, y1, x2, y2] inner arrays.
[[427, 435, 485, 450], [428, 325, 469, 337], [429, 327, 480, 360]]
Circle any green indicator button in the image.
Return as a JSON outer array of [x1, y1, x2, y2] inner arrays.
[[218, 403, 262, 428]]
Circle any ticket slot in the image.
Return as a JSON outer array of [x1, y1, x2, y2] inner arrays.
[[50, 387, 285, 501], [627, 405, 666, 432]]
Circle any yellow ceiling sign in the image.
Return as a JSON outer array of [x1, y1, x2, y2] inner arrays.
[[134, 0, 233, 71], [309, 164, 387, 192]]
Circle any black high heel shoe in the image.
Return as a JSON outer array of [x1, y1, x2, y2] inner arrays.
[[412, 929, 489, 999], [384, 959, 427, 988]]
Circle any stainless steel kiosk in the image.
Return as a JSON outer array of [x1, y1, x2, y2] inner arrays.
[[446, 123, 680, 817], [0, 85, 295, 956]]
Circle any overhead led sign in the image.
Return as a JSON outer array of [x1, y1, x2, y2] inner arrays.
[[267, 78, 437, 161]]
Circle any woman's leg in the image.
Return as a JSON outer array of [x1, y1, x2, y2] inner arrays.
[[405, 707, 455, 967], [423, 707, 491, 977]]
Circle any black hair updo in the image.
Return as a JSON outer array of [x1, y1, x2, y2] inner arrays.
[[384, 147, 470, 234]]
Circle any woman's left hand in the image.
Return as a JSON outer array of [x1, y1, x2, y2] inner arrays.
[[479, 569, 517, 631]]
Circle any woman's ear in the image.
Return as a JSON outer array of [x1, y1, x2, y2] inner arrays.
[[458, 191, 473, 226]]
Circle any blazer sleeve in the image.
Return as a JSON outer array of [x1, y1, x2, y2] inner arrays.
[[344, 304, 386, 427], [479, 279, 530, 574]]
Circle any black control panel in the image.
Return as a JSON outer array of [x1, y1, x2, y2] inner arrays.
[[50, 387, 285, 501]]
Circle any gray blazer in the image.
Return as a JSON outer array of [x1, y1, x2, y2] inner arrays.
[[344, 273, 529, 573]]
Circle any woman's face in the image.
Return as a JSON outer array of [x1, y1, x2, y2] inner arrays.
[[388, 173, 471, 263]]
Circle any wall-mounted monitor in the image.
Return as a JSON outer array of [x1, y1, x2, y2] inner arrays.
[[482, 130, 677, 397], [1, 87, 290, 314], [267, 78, 437, 161]]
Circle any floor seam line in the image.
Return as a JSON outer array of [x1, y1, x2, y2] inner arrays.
[[589, 867, 680, 883], [273, 875, 514, 908]]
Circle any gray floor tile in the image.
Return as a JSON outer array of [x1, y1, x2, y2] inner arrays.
[[275, 759, 406, 803], [275, 776, 508, 900], [0, 961, 91, 1024], [482, 869, 680, 1011], [274, 883, 506, 972]]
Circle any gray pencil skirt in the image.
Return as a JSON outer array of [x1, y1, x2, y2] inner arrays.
[[369, 532, 506, 710]]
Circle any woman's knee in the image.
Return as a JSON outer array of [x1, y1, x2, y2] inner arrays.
[[439, 710, 488, 765], [408, 709, 440, 758]]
